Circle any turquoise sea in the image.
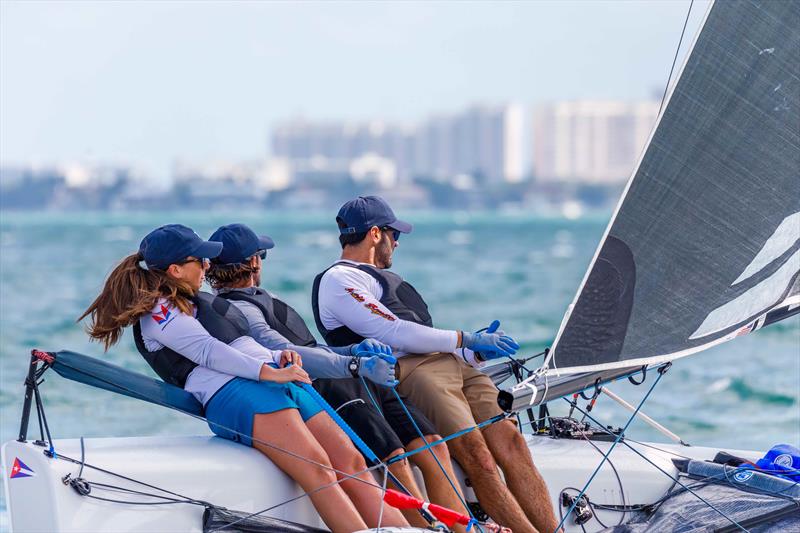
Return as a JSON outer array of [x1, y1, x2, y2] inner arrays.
[[1, 210, 798, 519]]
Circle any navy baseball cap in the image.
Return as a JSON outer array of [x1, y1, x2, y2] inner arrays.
[[336, 196, 413, 235], [208, 223, 275, 265], [139, 224, 223, 270]]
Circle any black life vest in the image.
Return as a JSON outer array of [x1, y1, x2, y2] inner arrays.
[[132, 292, 251, 388], [311, 262, 433, 347], [216, 288, 318, 348]]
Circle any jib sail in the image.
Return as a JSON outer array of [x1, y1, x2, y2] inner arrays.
[[548, 0, 799, 380]]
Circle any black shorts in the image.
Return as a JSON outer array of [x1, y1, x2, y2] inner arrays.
[[312, 377, 438, 461]]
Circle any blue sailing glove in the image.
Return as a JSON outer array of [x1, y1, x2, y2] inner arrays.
[[461, 320, 520, 361], [351, 338, 393, 358], [359, 353, 399, 387]]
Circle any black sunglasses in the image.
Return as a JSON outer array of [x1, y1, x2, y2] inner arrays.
[[178, 257, 210, 267], [381, 227, 400, 241]]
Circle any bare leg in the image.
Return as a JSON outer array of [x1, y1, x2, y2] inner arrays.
[[406, 435, 469, 533], [483, 420, 560, 533], [447, 429, 538, 533], [305, 412, 408, 528], [251, 410, 366, 533]]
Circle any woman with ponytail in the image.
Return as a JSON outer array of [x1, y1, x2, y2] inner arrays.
[[80, 224, 407, 532]]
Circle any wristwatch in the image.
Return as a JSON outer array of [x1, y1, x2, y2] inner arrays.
[[348, 357, 361, 378]]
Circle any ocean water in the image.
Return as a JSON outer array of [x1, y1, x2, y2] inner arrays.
[[1, 210, 798, 517]]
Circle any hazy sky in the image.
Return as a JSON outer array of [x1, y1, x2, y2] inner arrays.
[[1, 0, 707, 177]]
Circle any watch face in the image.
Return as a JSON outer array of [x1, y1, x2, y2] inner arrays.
[[349, 358, 360, 376]]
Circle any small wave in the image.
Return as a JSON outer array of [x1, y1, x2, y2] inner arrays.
[[447, 231, 472, 246], [550, 243, 574, 259], [707, 377, 732, 393], [686, 419, 717, 430], [102, 226, 135, 242], [729, 378, 796, 406], [273, 279, 307, 293]]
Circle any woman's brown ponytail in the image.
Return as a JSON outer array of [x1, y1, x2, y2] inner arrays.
[[78, 252, 195, 350]]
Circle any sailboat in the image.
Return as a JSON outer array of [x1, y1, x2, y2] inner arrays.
[[3, 0, 798, 531]]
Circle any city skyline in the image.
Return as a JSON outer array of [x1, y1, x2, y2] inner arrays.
[[1, 1, 707, 178], [1, 97, 660, 213], [3, 97, 661, 185]]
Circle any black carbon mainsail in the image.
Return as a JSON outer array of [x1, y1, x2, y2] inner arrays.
[[504, 0, 799, 409]]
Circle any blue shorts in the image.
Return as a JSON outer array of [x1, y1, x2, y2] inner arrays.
[[205, 377, 323, 447]]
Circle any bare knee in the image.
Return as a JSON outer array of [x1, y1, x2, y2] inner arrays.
[[386, 448, 411, 470], [409, 435, 451, 465], [449, 434, 498, 477], [337, 446, 370, 478], [304, 452, 338, 487], [427, 435, 452, 461], [485, 421, 527, 460]]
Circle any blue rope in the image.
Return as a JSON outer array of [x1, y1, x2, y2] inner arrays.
[[558, 377, 748, 533], [555, 368, 666, 532], [388, 387, 476, 520], [387, 414, 507, 464], [359, 375, 384, 416], [298, 382, 381, 463], [569, 400, 750, 532]]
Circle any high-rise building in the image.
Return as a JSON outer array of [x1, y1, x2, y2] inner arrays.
[[271, 104, 524, 186], [532, 100, 658, 184]]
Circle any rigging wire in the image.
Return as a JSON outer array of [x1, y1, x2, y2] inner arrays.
[[658, 0, 695, 116], [565, 398, 751, 533], [56, 443, 389, 532], [577, 431, 626, 527], [554, 367, 672, 533], [206, 463, 390, 533], [599, 430, 799, 507], [377, 464, 389, 531]]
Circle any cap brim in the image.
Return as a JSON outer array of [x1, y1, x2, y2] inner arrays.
[[258, 235, 275, 250], [388, 219, 413, 234], [193, 240, 224, 259]]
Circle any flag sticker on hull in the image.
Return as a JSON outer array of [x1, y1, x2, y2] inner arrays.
[[9, 457, 34, 479]]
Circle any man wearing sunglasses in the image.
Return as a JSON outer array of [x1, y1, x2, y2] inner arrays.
[[311, 195, 559, 533]]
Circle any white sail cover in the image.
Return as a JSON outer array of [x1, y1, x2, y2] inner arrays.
[[547, 0, 800, 376]]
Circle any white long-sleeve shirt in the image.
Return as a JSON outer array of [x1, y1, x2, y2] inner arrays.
[[216, 287, 359, 379], [139, 298, 282, 405], [317, 260, 460, 356]]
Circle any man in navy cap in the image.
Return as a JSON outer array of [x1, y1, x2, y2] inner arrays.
[[311, 196, 559, 533], [206, 223, 469, 531]]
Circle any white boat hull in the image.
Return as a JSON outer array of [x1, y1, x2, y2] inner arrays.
[[2, 433, 759, 532]]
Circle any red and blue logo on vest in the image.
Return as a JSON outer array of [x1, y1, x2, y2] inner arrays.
[[152, 305, 172, 325], [9, 457, 34, 479]]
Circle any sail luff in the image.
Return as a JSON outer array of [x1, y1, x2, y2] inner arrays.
[[543, 1, 716, 374]]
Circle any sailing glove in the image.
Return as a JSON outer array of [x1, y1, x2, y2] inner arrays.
[[359, 353, 399, 387], [461, 321, 520, 361], [351, 338, 394, 358]]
